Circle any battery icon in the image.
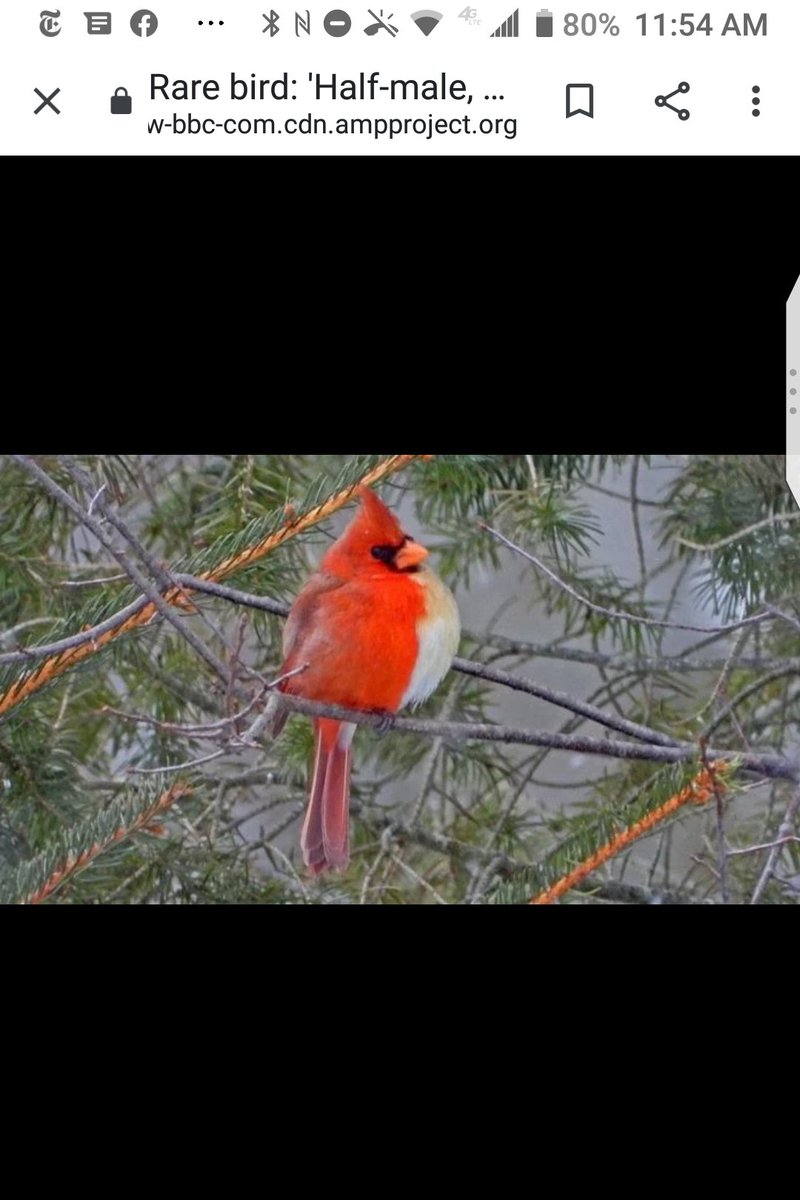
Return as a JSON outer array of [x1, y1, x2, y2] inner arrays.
[[536, 8, 553, 36]]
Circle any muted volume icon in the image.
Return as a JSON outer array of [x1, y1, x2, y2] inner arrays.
[[411, 9, 442, 35], [490, 8, 518, 37]]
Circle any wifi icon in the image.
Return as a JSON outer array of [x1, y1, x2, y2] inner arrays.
[[411, 9, 443, 35]]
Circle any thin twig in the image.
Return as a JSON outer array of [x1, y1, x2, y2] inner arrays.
[[0, 595, 150, 666], [129, 749, 226, 776], [103, 664, 306, 743], [11, 455, 232, 686], [750, 787, 800, 904], [481, 522, 779, 636], [389, 852, 448, 904], [703, 663, 800, 739], [0, 617, 57, 645], [675, 509, 800, 552], [479, 630, 800, 676], [175, 574, 289, 617], [727, 836, 800, 858], [63, 457, 242, 684], [56, 573, 128, 588], [452, 655, 680, 748]]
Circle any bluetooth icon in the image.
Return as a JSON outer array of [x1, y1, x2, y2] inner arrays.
[[262, 10, 280, 35]]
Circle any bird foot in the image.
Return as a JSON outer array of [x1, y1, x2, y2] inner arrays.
[[373, 710, 396, 736]]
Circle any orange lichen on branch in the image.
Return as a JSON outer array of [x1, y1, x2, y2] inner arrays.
[[0, 454, 428, 719], [23, 783, 192, 905], [0, 602, 164, 717], [530, 760, 731, 905]]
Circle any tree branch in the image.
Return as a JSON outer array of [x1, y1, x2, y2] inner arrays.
[[481, 522, 779, 636], [674, 509, 800, 553], [476, 631, 800, 676], [22, 783, 192, 905], [750, 786, 800, 904], [275, 694, 799, 783], [530, 761, 729, 904], [11, 455, 232, 686], [452, 655, 681, 748]]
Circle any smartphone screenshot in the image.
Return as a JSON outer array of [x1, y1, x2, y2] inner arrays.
[[1, 2, 796, 153], [3, 3, 799, 915]]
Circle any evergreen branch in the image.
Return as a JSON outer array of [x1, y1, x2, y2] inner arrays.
[[3, 783, 192, 905], [0, 572, 286, 667], [62, 457, 250, 683], [703, 663, 800, 738], [481, 522, 778, 636], [10, 455, 232, 687], [194, 452, 427, 583], [0, 594, 151, 665], [352, 804, 699, 904], [674, 509, 800, 552], [530, 762, 731, 905], [0, 454, 425, 720], [479, 631, 800, 675]]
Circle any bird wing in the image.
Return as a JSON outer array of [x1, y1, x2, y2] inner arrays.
[[281, 570, 348, 668]]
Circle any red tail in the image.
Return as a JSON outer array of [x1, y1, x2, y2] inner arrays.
[[301, 718, 356, 876]]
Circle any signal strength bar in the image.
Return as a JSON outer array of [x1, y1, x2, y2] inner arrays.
[[489, 8, 520, 36], [491, 8, 519, 37]]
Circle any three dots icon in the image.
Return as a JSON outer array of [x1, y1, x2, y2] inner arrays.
[[752, 85, 761, 116], [791, 368, 797, 416]]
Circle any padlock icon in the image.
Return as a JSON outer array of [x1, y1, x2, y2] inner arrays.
[[110, 87, 132, 115]]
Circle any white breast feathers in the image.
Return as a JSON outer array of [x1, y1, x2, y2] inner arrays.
[[400, 569, 461, 710]]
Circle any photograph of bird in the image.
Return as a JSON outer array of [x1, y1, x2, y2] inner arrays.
[[274, 487, 460, 876]]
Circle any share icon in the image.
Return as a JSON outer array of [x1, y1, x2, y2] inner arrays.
[[655, 81, 690, 121]]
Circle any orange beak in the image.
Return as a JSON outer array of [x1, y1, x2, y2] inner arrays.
[[395, 540, 429, 570]]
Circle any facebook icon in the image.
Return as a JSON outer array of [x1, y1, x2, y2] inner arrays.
[[130, 9, 158, 36]]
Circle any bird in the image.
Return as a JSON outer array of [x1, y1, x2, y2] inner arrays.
[[273, 486, 460, 876]]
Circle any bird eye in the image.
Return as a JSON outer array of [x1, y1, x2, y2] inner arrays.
[[371, 545, 396, 563]]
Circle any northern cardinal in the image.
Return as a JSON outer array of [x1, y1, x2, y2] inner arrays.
[[274, 487, 460, 876]]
